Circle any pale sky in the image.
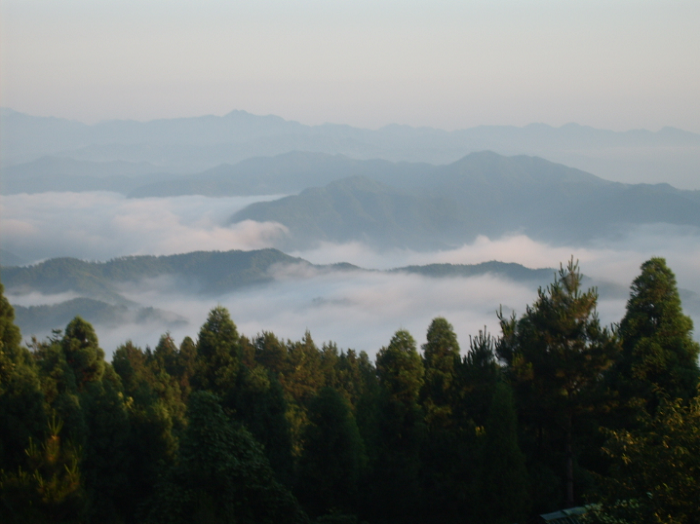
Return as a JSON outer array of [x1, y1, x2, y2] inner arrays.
[[1, 0, 699, 132]]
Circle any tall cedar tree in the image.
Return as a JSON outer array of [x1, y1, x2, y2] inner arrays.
[[296, 387, 365, 518], [373, 330, 425, 523], [613, 257, 700, 416]]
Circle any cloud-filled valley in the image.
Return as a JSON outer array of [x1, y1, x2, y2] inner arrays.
[[2, 189, 698, 357]]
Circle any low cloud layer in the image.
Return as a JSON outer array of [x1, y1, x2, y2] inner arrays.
[[0, 192, 287, 263], [2, 192, 698, 357]]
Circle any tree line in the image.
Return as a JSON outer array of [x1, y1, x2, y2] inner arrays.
[[1, 257, 699, 524]]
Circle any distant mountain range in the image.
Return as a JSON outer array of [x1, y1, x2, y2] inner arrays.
[[229, 152, 700, 249], [4, 148, 699, 250], [1, 248, 555, 336], [2, 107, 699, 189]]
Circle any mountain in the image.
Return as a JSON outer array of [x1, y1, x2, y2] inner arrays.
[[127, 151, 433, 198], [1, 249, 304, 302], [1, 156, 182, 194], [393, 261, 554, 282], [13, 298, 186, 335], [231, 176, 479, 250], [3, 108, 699, 188], [229, 152, 700, 249], [2, 249, 554, 302], [2, 249, 556, 337]]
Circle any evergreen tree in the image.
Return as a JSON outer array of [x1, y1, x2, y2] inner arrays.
[[0, 284, 46, 473], [458, 326, 500, 428], [146, 392, 307, 524], [421, 317, 460, 430], [254, 331, 288, 376], [234, 365, 294, 485], [497, 259, 618, 509], [372, 329, 425, 523], [614, 258, 700, 413], [297, 387, 365, 518], [193, 306, 241, 395], [478, 382, 530, 524], [112, 341, 180, 522], [591, 395, 700, 524], [0, 415, 85, 524], [61, 317, 106, 390]]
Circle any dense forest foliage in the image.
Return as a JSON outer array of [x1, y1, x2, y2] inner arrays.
[[1, 258, 698, 524]]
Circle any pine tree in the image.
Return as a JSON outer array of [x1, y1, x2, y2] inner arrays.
[[497, 258, 618, 508]]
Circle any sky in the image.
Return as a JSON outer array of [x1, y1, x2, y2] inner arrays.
[[2, 0, 699, 132]]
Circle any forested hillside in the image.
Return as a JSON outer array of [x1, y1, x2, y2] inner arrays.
[[1, 258, 698, 524], [2, 250, 555, 337]]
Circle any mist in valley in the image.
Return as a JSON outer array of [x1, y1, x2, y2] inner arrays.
[[3, 190, 698, 357]]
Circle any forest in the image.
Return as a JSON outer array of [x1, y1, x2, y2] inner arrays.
[[1, 257, 699, 524]]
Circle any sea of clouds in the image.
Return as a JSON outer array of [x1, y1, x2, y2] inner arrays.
[[2, 191, 699, 357]]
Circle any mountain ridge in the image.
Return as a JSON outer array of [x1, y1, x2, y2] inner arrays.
[[3, 107, 698, 188]]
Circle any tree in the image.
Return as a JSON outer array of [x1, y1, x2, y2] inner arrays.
[[458, 326, 500, 428], [193, 306, 241, 394], [0, 284, 46, 473], [590, 395, 700, 524], [497, 258, 618, 509], [372, 329, 425, 523], [0, 282, 21, 355], [146, 392, 307, 524], [377, 330, 424, 407], [478, 382, 530, 524], [0, 415, 85, 524], [613, 258, 700, 413], [297, 387, 365, 518], [421, 317, 460, 430]]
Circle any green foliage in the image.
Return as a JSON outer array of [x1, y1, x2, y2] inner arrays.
[[146, 391, 308, 524], [421, 317, 460, 429], [589, 395, 700, 524], [0, 282, 45, 458], [478, 382, 530, 524], [3, 259, 700, 523], [497, 258, 619, 508], [0, 283, 21, 354], [0, 415, 86, 524], [193, 306, 241, 394], [457, 326, 500, 428], [371, 330, 425, 523], [297, 387, 365, 518], [61, 317, 105, 390], [376, 330, 424, 406], [614, 258, 700, 413], [233, 366, 294, 485]]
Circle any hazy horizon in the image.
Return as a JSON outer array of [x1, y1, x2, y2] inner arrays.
[[3, 106, 699, 135], [2, 1, 699, 133]]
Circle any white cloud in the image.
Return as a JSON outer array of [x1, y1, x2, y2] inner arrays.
[[0, 192, 288, 263], [5, 193, 698, 357]]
